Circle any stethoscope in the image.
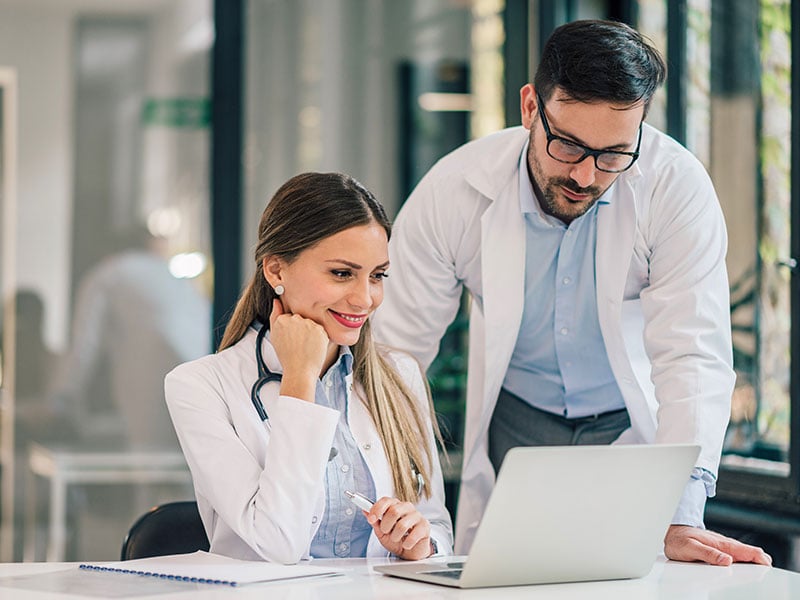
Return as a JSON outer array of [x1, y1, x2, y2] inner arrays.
[[249, 322, 425, 495], [250, 322, 278, 422]]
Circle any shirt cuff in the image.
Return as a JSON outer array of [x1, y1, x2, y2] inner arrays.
[[670, 468, 716, 528]]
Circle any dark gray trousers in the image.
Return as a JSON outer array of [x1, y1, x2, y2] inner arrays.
[[488, 387, 632, 474]]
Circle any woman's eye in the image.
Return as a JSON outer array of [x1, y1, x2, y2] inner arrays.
[[331, 270, 352, 279], [372, 272, 388, 281]]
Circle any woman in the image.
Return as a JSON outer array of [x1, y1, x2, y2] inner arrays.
[[165, 172, 452, 563]]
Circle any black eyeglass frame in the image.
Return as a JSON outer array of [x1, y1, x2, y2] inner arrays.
[[535, 93, 643, 173]]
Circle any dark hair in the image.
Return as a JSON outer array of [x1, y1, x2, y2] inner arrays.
[[534, 20, 666, 115], [218, 171, 390, 350]]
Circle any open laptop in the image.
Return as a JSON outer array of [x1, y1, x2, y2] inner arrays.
[[374, 443, 700, 588]]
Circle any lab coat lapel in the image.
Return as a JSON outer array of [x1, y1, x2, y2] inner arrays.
[[478, 178, 526, 429], [595, 181, 637, 309]]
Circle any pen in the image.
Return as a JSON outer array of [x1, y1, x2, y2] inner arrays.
[[345, 490, 374, 512]]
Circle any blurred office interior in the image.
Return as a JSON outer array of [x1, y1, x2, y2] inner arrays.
[[0, 0, 798, 569]]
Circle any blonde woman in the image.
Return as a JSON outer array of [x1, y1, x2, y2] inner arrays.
[[165, 172, 452, 563]]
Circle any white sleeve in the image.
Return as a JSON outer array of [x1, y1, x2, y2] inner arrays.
[[641, 154, 735, 481], [165, 363, 339, 564], [373, 173, 466, 370]]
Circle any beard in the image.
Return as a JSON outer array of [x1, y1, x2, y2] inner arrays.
[[539, 176, 602, 222], [526, 132, 610, 224]]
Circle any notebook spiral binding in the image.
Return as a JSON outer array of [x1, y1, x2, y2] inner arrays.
[[78, 563, 237, 587]]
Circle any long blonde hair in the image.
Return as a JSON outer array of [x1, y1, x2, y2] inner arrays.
[[219, 172, 440, 502]]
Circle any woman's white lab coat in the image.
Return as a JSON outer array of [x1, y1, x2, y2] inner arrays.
[[373, 125, 735, 553], [165, 326, 453, 563]]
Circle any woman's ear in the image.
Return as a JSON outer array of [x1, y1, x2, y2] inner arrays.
[[262, 256, 284, 288]]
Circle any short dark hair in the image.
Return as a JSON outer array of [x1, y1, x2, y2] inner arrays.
[[534, 20, 666, 114]]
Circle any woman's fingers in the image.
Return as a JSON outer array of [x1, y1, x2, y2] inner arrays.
[[368, 497, 432, 560]]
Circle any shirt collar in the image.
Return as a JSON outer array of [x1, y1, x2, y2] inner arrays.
[[333, 345, 354, 376]]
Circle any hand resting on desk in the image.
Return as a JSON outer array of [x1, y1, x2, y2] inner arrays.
[[665, 525, 772, 566]]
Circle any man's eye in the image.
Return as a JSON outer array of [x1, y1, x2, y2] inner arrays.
[[560, 140, 584, 155]]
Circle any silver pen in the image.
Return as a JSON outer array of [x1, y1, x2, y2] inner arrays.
[[344, 490, 374, 512]]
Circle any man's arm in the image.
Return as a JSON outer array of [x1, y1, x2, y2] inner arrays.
[[373, 172, 471, 368], [641, 152, 767, 565]]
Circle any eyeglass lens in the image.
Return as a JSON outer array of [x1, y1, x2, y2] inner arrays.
[[547, 138, 635, 172]]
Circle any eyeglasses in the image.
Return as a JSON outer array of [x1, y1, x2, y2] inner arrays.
[[535, 93, 642, 173]]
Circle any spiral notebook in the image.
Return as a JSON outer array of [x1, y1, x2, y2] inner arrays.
[[80, 550, 342, 587]]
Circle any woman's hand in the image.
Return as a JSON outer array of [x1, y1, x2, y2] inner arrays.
[[365, 497, 433, 560], [268, 299, 330, 401]]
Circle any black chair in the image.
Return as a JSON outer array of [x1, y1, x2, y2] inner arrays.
[[121, 501, 210, 560]]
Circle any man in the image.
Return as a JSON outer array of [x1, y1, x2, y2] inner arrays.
[[373, 20, 771, 566]]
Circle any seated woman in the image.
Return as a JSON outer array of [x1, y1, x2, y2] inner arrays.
[[165, 172, 452, 563]]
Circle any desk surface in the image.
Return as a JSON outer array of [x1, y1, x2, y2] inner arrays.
[[0, 556, 797, 599]]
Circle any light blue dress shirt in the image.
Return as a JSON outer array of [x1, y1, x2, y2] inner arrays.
[[502, 142, 626, 418], [309, 347, 376, 558], [500, 144, 713, 527]]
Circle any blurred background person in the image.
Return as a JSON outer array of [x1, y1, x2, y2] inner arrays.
[[11, 289, 62, 442], [50, 224, 211, 451]]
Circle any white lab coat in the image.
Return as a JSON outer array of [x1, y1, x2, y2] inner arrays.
[[373, 125, 735, 553], [165, 326, 453, 563]]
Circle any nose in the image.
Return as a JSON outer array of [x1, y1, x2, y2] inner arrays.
[[569, 156, 597, 189], [348, 278, 375, 310]]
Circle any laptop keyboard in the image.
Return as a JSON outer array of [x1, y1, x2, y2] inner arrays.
[[422, 562, 465, 580], [433, 569, 463, 579]]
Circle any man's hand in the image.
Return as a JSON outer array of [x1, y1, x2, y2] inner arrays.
[[664, 525, 772, 566]]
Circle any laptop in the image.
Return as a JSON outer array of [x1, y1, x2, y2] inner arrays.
[[374, 443, 700, 588]]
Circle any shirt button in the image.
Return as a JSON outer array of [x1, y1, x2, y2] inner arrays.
[[345, 508, 353, 516], [341, 464, 350, 473], [562, 277, 571, 285], [339, 543, 349, 553], [560, 327, 569, 335], [325, 380, 333, 388], [565, 361, 572, 367], [312, 516, 318, 524], [363, 443, 371, 450]]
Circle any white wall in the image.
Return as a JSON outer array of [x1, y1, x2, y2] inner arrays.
[[0, 0, 210, 351], [0, 6, 74, 350]]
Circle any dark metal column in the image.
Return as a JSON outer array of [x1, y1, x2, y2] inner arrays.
[[211, 0, 245, 348]]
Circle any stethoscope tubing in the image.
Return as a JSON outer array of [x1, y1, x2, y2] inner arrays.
[[249, 321, 424, 495], [250, 323, 280, 421]]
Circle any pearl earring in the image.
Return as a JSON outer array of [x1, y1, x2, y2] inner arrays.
[[274, 284, 285, 296]]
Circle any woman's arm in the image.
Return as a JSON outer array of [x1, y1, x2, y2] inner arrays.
[[165, 358, 338, 563]]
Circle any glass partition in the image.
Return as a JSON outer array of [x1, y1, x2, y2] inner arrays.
[[0, 0, 212, 561], [0, 66, 18, 562]]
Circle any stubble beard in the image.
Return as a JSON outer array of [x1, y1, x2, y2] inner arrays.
[[527, 134, 606, 224]]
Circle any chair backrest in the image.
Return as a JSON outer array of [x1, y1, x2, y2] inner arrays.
[[121, 501, 210, 560]]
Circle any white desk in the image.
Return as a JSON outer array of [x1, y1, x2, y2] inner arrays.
[[24, 443, 192, 562], [0, 556, 798, 599]]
